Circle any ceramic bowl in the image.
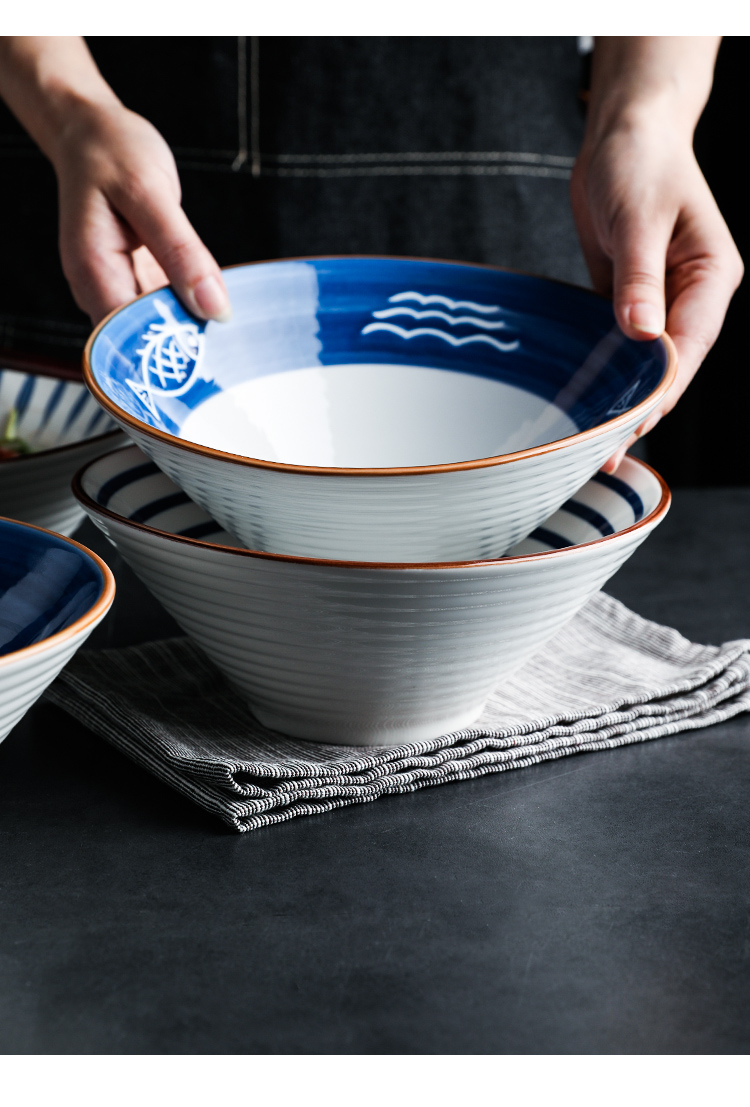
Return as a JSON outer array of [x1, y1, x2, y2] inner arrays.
[[74, 443, 670, 746], [0, 516, 115, 745], [0, 366, 127, 535], [83, 258, 676, 562]]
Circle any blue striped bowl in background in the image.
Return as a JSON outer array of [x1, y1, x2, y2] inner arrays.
[[0, 368, 127, 535]]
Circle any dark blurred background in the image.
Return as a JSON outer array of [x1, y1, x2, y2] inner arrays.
[[0, 37, 745, 487], [645, 36, 747, 486]]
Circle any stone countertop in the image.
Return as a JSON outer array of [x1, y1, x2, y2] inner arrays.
[[1, 490, 749, 1054]]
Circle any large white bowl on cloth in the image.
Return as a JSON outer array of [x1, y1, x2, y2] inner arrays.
[[83, 258, 677, 561], [0, 366, 126, 535], [0, 515, 115, 745], [75, 444, 670, 746]]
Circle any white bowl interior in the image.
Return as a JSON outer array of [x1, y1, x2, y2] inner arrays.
[[81, 445, 662, 557], [177, 363, 581, 468], [0, 368, 117, 452]]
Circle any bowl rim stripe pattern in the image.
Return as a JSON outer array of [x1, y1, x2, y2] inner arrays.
[[82, 255, 679, 478], [73, 446, 671, 571], [0, 364, 123, 465]]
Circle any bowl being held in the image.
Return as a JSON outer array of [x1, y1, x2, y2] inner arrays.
[[0, 516, 115, 745], [75, 443, 670, 746], [0, 365, 127, 535], [84, 257, 676, 562]]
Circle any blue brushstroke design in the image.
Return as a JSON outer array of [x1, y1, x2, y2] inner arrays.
[[130, 491, 191, 523], [40, 380, 68, 429], [179, 520, 224, 540], [592, 471, 644, 521], [97, 461, 160, 507], [528, 527, 571, 550], [84, 407, 108, 436], [63, 387, 91, 431], [14, 375, 35, 420], [559, 500, 615, 536]]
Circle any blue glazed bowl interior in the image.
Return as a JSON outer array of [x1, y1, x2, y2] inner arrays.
[[88, 258, 669, 467], [0, 519, 105, 657]]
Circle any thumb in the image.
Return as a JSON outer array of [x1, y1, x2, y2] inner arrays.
[[611, 210, 671, 340]]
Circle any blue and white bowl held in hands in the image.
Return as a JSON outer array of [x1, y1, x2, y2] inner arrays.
[[84, 258, 677, 563], [0, 516, 115, 745], [0, 367, 126, 535], [75, 444, 670, 746]]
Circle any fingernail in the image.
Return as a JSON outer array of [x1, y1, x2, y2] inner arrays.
[[628, 302, 664, 337], [191, 274, 232, 322]]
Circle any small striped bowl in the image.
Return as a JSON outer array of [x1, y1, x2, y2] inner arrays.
[[0, 515, 115, 746], [74, 444, 670, 746], [0, 367, 127, 535]]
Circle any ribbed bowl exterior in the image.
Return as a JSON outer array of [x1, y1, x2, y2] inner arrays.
[[0, 617, 107, 744], [85, 508, 659, 745], [123, 409, 651, 562], [0, 434, 127, 535]]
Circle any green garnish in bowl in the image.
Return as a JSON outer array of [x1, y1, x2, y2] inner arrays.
[[0, 409, 33, 459]]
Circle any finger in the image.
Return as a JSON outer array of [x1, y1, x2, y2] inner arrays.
[[109, 173, 231, 322], [132, 245, 168, 294], [634, 411, 662, 439], [611, 209, 672, 341], [601, 441, 631, 475], [659, 251, 744, 417], [58, 187, 142, 323], [569, 165, 615, 297]]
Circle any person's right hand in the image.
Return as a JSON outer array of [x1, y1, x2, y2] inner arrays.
[[51, 99, 231, 325]]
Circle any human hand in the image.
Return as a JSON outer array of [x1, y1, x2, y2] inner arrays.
[[0, 36, 230, 326], [571, 38, 743, 472], [51, 99, 231, 325]]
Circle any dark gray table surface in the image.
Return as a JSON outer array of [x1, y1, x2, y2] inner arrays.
[[1, 490, 750, 1055]]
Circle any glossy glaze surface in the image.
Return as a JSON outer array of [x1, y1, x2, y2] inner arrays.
[[85, 258, 676, 561], [0, 517, 115, 743], [76, 445, 669, 745]]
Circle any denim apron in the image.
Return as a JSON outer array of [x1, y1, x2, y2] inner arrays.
[[0, 36, 588, 365]]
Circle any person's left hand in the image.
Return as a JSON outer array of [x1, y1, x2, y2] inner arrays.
[[571, 102, 743, 472]]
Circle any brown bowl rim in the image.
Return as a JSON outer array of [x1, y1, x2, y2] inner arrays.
[[72, 443, 671, 571], [0, 516, 116, 668], [82, 255, 679, 478]]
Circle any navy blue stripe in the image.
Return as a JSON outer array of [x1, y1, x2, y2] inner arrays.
[[63, 387, 91, 431], [84, 407, 107, 435], [592, 471, 644, 521], [559, 499, 615, 536], [179, 520, 224, 539], [97, 461, 160, 507], [40, 380, 68, 429], [529, 527, 572, 550], [130, 491, 191, 523], [14, 375, 35, 420]]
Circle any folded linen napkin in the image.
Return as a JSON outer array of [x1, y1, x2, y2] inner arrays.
[[44, 593, 750, 833]]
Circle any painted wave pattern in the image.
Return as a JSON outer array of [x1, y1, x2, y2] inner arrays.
[[361, 290, 520, 354]]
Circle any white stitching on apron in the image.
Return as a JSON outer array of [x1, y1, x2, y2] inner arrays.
[[231, 36, 248, 173]]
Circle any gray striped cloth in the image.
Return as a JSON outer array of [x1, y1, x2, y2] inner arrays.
[[44, 593, 750, 833]]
